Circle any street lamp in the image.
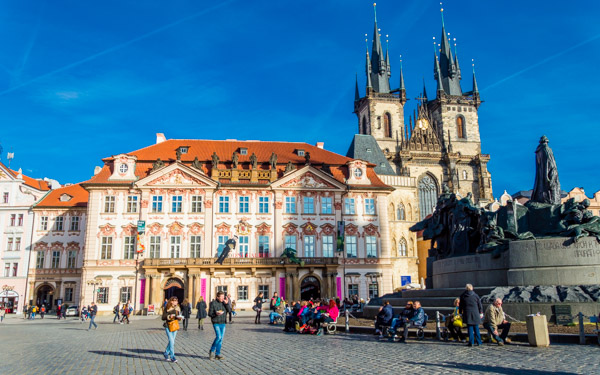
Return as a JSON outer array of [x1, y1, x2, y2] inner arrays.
[[86, 280, 101, 304]]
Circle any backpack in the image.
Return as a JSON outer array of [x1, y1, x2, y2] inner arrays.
[[41, 307, 45, 313]]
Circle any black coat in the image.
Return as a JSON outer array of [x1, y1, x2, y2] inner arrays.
[[196, 301, 207, 319], [181, 303, 191, 318], [459, 290, 483, 325]]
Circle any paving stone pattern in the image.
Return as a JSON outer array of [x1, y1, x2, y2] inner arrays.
[[0, 315, 597, 375]]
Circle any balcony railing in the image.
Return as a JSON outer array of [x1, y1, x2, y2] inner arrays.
[[142, 257, 339, 267]]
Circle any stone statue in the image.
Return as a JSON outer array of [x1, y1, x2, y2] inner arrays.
[[285, 161, 295, 173], [304, 152, 311, 165], [281, 247, 305, 267], [561, 198, 600, 242], [152, 158, 165, 171], [176, 149, 182, 161], [211, 152, 219, 170], [269, 152, 277, 169], [232, 152, 239, 169], [532, 135, 561, 205], [321, 163, 332, 175], [250, 153, 258, 169], [192, 156, 203, 170]]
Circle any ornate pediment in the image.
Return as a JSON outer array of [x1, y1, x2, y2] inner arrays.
[[281, 171, 338, 189], [147, 169, 207, 186]]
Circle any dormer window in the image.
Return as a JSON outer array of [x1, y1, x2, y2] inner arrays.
[[366, 148, 372, 153], [119, 164, 129, 174], [179, 147, 189, 154], [59, 194, 72, 202], [297, 149, 305, 157], [240, 148, 248, 155]]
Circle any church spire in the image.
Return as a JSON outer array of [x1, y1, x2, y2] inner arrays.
[[399, 56, 407, 103], [355, 73, 360, 102], [422, 78, 428, 100], [435, 5, 462, 96], [472, 60, 482, 108], [368, 3, 391, 93]]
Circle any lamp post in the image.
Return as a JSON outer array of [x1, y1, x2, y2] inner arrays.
[[87, 280, 100, 304]]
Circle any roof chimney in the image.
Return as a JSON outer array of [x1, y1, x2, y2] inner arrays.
[[156, 133, 167, 144], [316, 142, 324, 149]]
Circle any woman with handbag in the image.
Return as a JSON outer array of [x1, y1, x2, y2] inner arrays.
[[196, 296, 207, 330], [162, 296, 182, 363], [447, 298, 466, 342], [253, 292, 264, 324]]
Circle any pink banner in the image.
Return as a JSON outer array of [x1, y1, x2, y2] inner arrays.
[[336, 277, 342, 299], [201, 278, 207, 301], [140, 279, 146, 304], [279, 277, 286, 300]]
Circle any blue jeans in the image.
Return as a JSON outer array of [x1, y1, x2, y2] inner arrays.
[[211, 324, 226, 355], [30, 313, 36, 319], [467, 324, 482, 345], [269, 312, 281, 323], [164, 327, 177, 360], [89, 315, 97, 329]]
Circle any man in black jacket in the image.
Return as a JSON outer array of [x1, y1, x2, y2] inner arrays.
[[88, 302, 98, 331], [208, 292, 231, 360]]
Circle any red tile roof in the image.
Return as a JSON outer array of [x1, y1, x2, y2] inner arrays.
[[35, 183, 88, 208], [86, 139, 390, 189], [0, 161, 51, 191]]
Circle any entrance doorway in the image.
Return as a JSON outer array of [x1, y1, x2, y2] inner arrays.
[[300, 276, 321, 301], [0, 290, 19, 313], [36, 284, 54, 309], [164, 278, 185, 302]]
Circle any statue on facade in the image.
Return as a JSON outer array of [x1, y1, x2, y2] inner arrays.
[[269, 152, 277, 169], [232, 152, 239, 169], [215, 236, 237, 265], [304, 152, 311, 165], [532, 135, 561, 205], [192, 156, 203, 170], [176, 149, 182, 161], [281, 247, 305, 267], [285, 161, 295, 173], [250, 153, 258, 169], [211, 152, 219, 170], [152, 158, 165, 171]]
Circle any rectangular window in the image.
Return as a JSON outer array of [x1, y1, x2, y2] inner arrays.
[[152, 196, 163, 212], [126, 196, 138, 213], [304, 235, 315, 257], [364, 198, 376, 215], [70, 216, 80, 231], [104, 196, 115, 213], [237, 285, 248, 301], [190, 236, 202, 258], [123, 236, 135, 259], [366, 236, 378, 258], [101, 237, 113, 259], [258, 285, 269, 298], [321, 197, 333, 214], [285, 197, 296, 214], [238, 236, 249, 257], [369, 283, 379, 299], [120, 286, 132, 304], [258, 236, 270, 257], [322, 235, 334, 257], [36, 251, 45, 269], [149, 236, 161, 258], [191, 195, 203, 213], [55, 217, 64, 231], [259, 196, 269, 214], [219, 196, 229, 213], [303, 197, 314, 214], [15, 237, 21, 251], [346, 236, 357, 258], [3, 263, 9, 277], [284, 235, 296, 251], [51, 250, 60, 268], [2, 192, 8, 203], [6, 237, 13, 251], [12, 263, 18, 277], [40, 217, 48, 231], [65, 287, 74, 302], [238, 196, 249, 213], [171, 195, 183, 213], [17, 214, 23, 226], [216, 285, 228, 295], [344, 198, 355, 215], [348, 284, 359, 298], [10, 214, 15, 226], [217, 236, 229, 255], [170, 236, 181, 258], [67, 250, 77, 269], [97, 287, 109, 304]]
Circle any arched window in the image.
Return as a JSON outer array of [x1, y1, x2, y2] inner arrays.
[[418, 175, 438, 220], [396, 203, 406, 220], [384, 112, 392, 138], [456, 116, 466, 139], [462, 170, 468, 180], [398, 238, 407, 257]]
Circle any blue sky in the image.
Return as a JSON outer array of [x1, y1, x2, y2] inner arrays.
[[0, 0, 598, 197]]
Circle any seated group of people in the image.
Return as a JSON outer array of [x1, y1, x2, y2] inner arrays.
[[374, 300, 426, 343], [447, 296, 512, 346], [281, 299, 339, 336]]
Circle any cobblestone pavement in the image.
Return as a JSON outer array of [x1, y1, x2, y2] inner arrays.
[[1, 314, 598, 375]]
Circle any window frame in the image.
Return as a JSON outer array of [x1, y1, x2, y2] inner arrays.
[[40, 216, 48, 231], [285, 196, 296, 214], [218, 196, 230, 213], [190, 235, 202, 258], [191, 195, 203, 213], [149, 236, 161, 258], [258, 235, 270, 257], [104, 196, 116, 213], [97, 287, 109, 304], [54, 216, 64, 231], [67, 250, 77, 269], [171, 195, 183, 213], [51, 250, 61, 269], [123, 236, 136, 260], [126, 195, 139, 213], [346, 235, 357, 258], [170, 236, 181, 258], [151, 195, 163, 213], [237, 285, 249, 301], [322, 235, 334, 257], [303, 197, 315, 214], [344, 198, 356, 215], [101, 236, 113, 260], [120, 286, 132, 304], [238, 196, 249, 214], [304, 235, 315, 257], [364, 198, 376, 215], [258, 196, 269, 214], [321, 197, 333, 214], [36, 251, 45, 269], [284, 235, 296, 251], [238, 235, 249, 257], [366, 236, 378, 258], [70, 216, 80, 231]]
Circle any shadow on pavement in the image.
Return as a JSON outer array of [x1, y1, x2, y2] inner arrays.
[[403, 361, 579, 375], [89, 350, 164, 362], [124, 348, 208, 360]]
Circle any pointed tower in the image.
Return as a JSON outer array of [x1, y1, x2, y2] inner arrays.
[[353, 3, 406, 155]]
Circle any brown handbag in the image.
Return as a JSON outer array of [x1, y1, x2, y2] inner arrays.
[[167, 319, 180, 332]]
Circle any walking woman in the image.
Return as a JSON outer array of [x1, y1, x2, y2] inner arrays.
[[196, 296, 207, 330], [253, 292, 264, 324], [162, 296, 182, 363], [180, 298, 191, 331], [121, 302, 130, 324]]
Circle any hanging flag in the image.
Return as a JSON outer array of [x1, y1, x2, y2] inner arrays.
[[336, 221, 345, 252], [136, 233, 145, 253]]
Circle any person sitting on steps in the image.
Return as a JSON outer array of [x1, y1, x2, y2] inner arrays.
[[400, 301, 425, 343]]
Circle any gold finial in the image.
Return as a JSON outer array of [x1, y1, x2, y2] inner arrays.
[[373, 2, 376, 6]]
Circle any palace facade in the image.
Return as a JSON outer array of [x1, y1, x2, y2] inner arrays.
[[79, 137, 394, 314]]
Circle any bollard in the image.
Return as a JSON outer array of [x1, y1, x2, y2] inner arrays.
[[345, 309, 350, 333], [578, 312, 585, 345], [435, 311, 441, 341]]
